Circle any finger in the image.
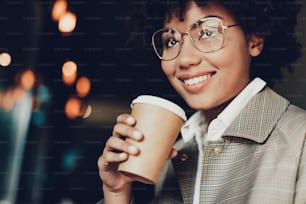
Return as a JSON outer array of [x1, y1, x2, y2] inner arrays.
[[97, 154, 121, 172], [104, 151, 128, 164], [97, 155, 111, 171], [112, 123, 143, 141], [105, 136, 140, 155], [116, 114, 136, 125]]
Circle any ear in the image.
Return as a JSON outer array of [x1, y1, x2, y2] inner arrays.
[[248, 34, 264, 57]]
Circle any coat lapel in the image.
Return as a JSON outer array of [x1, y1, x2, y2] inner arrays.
[[223, 87, 290, 143], [171, 87, 290, 203]]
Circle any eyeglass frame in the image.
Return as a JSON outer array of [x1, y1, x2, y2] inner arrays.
[[151, 16, 239, 61]]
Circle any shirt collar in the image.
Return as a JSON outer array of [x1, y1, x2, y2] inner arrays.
[[181, 111, 207, 143], [181, 77, 266, 143], [217, 77, 266, 128]]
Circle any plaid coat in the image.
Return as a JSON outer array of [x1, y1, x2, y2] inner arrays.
[[99, 86, 306, 204], [154, 87, 306, 204]]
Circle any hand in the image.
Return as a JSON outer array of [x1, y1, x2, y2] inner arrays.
[[97, 114, 144, 195]]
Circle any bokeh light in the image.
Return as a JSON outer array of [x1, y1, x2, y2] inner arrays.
[[52, 0, 68, 22], [58, 11, 77, 33], [37, 85, 51, 103], [0, 86, 27, 111], [62, 60, 77, 76], [62, 148, 79, 170], [20, 69, 35, 90], [62, 72, 77, 86], [62, 60, 77, 85], [0, 89, 15, 111], [65, 97, 81, 119], [0, 52, 12, 67], [76, 76, 91, 97]]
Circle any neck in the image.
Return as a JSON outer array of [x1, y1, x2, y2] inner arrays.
[[203, 101, 230, 124]]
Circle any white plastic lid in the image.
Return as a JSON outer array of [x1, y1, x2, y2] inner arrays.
[[131, 95, 187, 121]]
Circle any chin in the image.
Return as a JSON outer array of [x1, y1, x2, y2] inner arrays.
[[184, 95, 223, 111], [185, 99, 209, 111]]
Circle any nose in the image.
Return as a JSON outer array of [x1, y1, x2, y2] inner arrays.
[[176, 35, 202, 69]]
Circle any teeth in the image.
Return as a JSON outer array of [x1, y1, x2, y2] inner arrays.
[[184, 75, 210, 86]]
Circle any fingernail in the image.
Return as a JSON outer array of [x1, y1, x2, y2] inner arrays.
[[132, 131, 142, 140], [126, 117, 135, 124], [119, 153, 127, 159], [128, 146, 138, 154]]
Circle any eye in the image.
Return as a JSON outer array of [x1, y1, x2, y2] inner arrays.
[[166, 38, 178, 48], [199, 26, 219, 39], [162, 36, 179, 49]]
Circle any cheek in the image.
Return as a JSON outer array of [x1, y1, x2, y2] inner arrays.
[[215, 42, 250, 74], [161, 61, 183, 93], [219, 52, 251, 97], [220, 32, 249, 62], [161, 61, 175, 77]]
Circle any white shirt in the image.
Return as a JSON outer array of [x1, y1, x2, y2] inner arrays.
[[180, 78, 266, 204]]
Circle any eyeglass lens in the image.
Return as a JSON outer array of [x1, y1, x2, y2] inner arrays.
[[152, 18, 225, 60]]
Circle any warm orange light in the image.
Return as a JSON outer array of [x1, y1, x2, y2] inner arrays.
[[62, 60, 77, 76], [0, 52, 12, 67], [65, 97, 81, 119], [62, 72, 77, 86], [52, 0, 68, 22], [1, 89, 14, 111], [62, 60, 77, 85], [20, 69, 35, 90], [58, 11, 77, 33], [76, 76, 91, 97], [0, 86, 27, 111]]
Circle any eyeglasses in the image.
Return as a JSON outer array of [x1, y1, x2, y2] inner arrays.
[[151, 17, 239, 61]]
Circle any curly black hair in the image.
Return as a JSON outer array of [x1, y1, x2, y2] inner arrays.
[[127, 0, 302, 87]]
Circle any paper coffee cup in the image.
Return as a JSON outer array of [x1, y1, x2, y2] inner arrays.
[[118, 95, 186, 184]]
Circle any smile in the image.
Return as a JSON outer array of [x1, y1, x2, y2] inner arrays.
[[182, 74, 213, 86]]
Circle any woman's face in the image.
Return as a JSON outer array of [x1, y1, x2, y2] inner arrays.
[[161, 1, 256, 110]]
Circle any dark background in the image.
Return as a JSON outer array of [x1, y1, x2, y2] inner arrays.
[[0, 1, 305, 204]]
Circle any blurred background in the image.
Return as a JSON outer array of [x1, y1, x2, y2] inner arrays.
[[0, 1, 305, 204]]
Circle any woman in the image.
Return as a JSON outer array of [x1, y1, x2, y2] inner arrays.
[[97, 0, 306, 203]]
